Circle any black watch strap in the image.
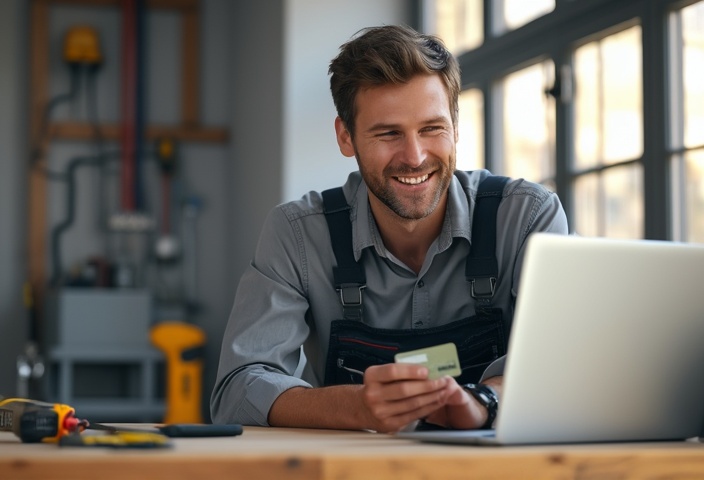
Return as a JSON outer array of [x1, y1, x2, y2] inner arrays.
[[463, 383, 498, 429]]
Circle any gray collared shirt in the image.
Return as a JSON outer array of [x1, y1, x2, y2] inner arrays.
[[211, 170, 569, 425]]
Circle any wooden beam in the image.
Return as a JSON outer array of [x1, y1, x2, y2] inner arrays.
[[42, 0, 197, 11], [28, 0, 50, 316], [49, 121, 228, 143]]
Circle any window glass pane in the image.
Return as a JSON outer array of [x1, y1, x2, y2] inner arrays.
[[669, 1, 704, 243], [573, 174, 600, 237], [456, 88, 484, 171], [573, 165, 643, 239], [603, 164, 643, 239], [574, 25, 643, 170], [501, 0, 554, 31], [431, 0, 483, 54], [671, 151, 704, 243], [574, 44, 600, 170], [501, 61, 555, 184], [682, 2, 704, 148]]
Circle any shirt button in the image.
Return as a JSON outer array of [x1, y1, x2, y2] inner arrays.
[[417, 280, 425, 288]]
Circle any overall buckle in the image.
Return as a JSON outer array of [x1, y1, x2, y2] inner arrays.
[[470, 277, 496, 299], [337, 284, 366, 320]]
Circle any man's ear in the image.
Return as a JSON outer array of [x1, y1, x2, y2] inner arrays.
[[335, 117, 355, 158]]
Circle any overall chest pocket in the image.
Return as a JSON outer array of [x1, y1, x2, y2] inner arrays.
[[324, 311, 507, 386]]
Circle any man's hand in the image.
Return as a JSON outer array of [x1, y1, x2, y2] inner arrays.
[[424, 375, 503, 430], [360, 363, 453, 433], [268, 368, 503, 433]]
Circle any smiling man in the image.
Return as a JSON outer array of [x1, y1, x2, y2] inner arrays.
[[211, 25, 568, 433]]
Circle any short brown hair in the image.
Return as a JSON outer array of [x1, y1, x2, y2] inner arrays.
[[329, 25, 460, 138]]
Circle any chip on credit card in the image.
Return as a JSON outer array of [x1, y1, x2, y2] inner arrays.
[[394, 342, 462, 380]]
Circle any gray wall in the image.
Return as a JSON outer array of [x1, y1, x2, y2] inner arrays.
[[0, 0, 410, 418], [282, 1, 412, 199], [0, 0, 29, 400]]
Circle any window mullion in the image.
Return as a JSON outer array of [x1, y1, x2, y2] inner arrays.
[[554, 55, 574, 231], [484, 0, 498, 40], [483, 79, 501, 173], [642, 0, 671, 240]]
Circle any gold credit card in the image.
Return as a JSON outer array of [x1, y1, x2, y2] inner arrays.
[[394, 342, 462, 380]]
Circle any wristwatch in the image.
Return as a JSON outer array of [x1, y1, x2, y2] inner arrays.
[[463, 383, 499, 429]]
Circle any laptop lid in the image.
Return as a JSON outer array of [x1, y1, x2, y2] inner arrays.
[[400, 233, 704, 445]]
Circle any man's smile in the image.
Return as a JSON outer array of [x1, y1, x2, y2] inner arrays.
[[395, 173, 431, 185]]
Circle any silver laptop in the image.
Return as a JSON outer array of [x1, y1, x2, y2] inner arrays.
[[398, 233, 704, 445]]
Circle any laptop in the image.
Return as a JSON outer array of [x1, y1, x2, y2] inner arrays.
[[397, 233, 704, 445]]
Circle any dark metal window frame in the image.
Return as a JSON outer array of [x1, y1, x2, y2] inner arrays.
[[418, 0, 701, 240]]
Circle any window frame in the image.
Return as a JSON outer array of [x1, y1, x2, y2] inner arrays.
[[419, 0, 702, 240]]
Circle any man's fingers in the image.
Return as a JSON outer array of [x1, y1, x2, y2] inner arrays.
[[360, 364, 459, 432], [361, 376, 457, 432], [366, 394, 442, 433], [364, 363, 429, 383], [365, 384, 448, 419], [371, 375, 449, 402]]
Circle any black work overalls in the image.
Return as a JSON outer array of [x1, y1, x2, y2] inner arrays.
[[322, 175, 510, 386]]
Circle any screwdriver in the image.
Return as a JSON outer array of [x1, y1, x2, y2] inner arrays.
[[0, 397, 87, 443]]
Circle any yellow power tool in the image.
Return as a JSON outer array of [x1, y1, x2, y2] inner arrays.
[[150, 322, 206, 424], [0, 397, 87, 443]]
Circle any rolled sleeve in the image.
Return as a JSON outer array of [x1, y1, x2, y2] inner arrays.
[[211, 366, 312, 426], [211, 207, 313, 425]]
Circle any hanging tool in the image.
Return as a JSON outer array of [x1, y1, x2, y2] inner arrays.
[[150, 322, 206, 424], [0, 398, 87, 443], [155, 137, 180, 262], [16, 283, 45, 399]]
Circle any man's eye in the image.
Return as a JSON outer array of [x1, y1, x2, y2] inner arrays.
[[378, 131, 399, 137]]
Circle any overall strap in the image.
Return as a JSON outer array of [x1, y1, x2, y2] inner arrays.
[[322, 187, 366, 320], [466, 175, 510, 302]]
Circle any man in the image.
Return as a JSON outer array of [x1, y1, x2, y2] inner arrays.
[[211, 25, 568, 433]]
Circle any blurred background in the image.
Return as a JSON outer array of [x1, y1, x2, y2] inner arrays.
[[0, 0, 701, 423]]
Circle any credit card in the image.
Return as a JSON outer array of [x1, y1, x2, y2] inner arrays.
[[394, 342, 461, 380]]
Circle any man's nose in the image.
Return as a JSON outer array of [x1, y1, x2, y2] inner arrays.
[[399, 135, 426, 167]]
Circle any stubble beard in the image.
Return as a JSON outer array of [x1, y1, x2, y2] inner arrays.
[[357, 151, 456, 221]]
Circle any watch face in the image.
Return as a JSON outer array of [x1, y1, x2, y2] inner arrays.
[[465, 384, 498, 409]]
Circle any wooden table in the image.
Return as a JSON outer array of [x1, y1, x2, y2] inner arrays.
[[3, 426, 704, 479]]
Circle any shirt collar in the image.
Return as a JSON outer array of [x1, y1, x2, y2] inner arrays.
[[346, 172, 472, 262]]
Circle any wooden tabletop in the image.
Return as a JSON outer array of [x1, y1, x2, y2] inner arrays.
[[3, 426, 704, 480]]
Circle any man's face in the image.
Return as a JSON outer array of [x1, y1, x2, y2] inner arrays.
[[335, 74, 457, 221]]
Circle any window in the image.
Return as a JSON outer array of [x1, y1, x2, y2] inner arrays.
[[426, 0, 483, 54], [424, 0, 701, 243], [572, 25, 643, 238], [456, 88, 484, 170], [500, 61, 555, 188], [497, 0, 555, 32], [670, 1, 704, 242]]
